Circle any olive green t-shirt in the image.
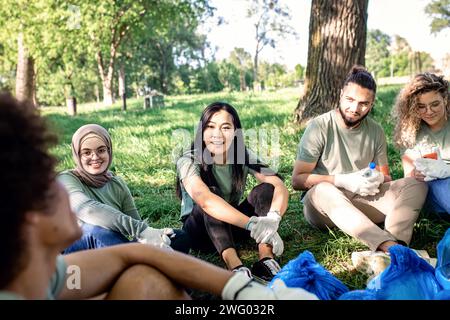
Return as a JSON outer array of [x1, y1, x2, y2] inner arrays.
[[296, 109, 388, 175], [176, 150, 260, 219], [58, 170, 147, 240], [0, 255, 67, 300], [404, 118, 450, 164]]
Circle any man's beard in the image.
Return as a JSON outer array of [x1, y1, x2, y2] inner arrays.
[[338, 107, 370, 128]]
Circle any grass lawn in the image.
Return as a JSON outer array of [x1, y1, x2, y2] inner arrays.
[[42, 86, 450, 292]]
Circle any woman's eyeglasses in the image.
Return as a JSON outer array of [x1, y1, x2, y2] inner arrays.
[[417, 101, 443, 114], [80, 146, 108, 159]]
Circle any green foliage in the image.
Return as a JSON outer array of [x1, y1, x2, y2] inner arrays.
[[0, 0, 213, 105], [366, 29, 391, 78], [294, 64, 305, 80], [365, 31, 436, 78], [425, 0, 450, 34], [43, 86, 450, 291]]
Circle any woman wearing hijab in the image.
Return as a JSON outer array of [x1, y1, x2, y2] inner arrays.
[[59, 124, 191, 253]]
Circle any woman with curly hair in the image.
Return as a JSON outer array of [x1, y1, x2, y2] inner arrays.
[[392, 73, 450, 218]]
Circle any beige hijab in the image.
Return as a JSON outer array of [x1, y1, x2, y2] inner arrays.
[[71, 124, 113, 188]]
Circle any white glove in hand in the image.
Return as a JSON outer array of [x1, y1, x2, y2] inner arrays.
[[335, 169, 382, 196], [138, 227, 173, 250], [248, 211, 281, 243], [262, 232, 284, 256], [222, 272, 319, 300], [414, 158, 450, 181]]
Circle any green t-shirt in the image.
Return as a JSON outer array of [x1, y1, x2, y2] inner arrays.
[[296, 109, 388, 175], [58, 170, 147, 240], [404, 118, 450, 164], [0, 255, 67, 300], [176, 150, 259, 219]]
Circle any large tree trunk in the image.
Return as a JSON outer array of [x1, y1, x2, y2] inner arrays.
[[15, 33, 37, 106], [294, 0, 368, 125]]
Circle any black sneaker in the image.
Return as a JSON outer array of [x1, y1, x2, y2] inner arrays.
[[251, 257, 281, 283]]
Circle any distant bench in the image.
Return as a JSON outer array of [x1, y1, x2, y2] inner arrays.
[[143, 93, 164, 109]]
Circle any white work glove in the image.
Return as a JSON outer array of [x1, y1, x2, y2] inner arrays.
[[334, 168, 383, 196], [246, 211, 281, 243], [262, 232, 284, 256], [222, 272, 319, 300], [414, 158, 450, 181], [137, 226, 174, 250]]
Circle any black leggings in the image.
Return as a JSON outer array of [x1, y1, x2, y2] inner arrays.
[[182, 183, 274, 255]]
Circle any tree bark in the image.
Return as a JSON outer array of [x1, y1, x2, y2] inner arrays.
[[96, 50, 115, 106], [239, 70, 246, 91], [294, 0, 368, 125], [118, 64, 126, 111], [95, 84, 100, 104], [253, 45, 261, 91], [15, 33, 37, 106]]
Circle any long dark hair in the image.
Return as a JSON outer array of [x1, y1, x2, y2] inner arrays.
[[175, 102, 277, 202]]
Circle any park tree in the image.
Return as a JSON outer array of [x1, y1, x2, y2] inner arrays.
[[0, 0, 213, 107], [425, 0, 450, 33], [0, 1, 50, 106], [74, 0, 170, 106], [294, 64, 305, 81], [294, 0, 369, 124], [247, 0, 296, 90], [366, 29, 391, 79], [122, 0, 212, 95], [217, 60, 240, 91], [229, 48, 252, 91]]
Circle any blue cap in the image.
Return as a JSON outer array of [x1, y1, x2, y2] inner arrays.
[[369, 162, 376, 169]]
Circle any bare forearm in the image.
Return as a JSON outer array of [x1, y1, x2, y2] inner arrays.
[[292, 173, 334, 191], [201, 194, 250, 228], [61, 243, 232, 299], [269, 184, 289, 215]]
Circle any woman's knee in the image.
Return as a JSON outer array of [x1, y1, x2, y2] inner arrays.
[[247, 183, 274, 206]]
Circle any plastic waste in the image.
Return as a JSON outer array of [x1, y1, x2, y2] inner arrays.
[[269, 251, 348, 300], [363, 162, 377, 177], [436, 228, 450, 290], [340, 245, 442, 300]]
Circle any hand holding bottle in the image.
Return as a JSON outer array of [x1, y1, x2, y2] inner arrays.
[[335, 162, 384, 196]]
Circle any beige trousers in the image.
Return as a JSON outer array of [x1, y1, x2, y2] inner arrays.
[[302, 177, 428, 251]]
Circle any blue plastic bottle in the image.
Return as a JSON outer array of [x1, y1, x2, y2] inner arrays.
[[363, 162, 377, 177]]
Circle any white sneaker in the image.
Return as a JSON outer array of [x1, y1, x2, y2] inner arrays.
[[232, 265, 253, 279]]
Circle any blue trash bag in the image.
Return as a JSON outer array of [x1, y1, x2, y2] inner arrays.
[[435, 290, 450, 300], [340, 245, 442, 300], [338, 290, 377, 300], [269, 250, 348, 300], [436, 228, 450, 290]]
